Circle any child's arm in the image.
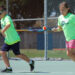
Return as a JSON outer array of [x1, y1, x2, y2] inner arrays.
[[52, 26, 62, 32], [1, 24, 10, 37]]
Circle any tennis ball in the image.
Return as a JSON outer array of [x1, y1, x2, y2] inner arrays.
[[43, 26, 46, 30]]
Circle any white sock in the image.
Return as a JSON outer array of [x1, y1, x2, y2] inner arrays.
[[7, 67, 12, 69], [29, 60, 32, 64]]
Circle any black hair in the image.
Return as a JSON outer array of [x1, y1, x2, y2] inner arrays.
[[59, 2, 73, 13]]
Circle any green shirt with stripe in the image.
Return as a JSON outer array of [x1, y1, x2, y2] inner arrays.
[[58, 13, 75, 41], [1, 15, 20, 45]]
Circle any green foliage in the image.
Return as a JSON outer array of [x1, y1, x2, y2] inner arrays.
[[0, 0, 6, 6], [8, 0, 44, 28]]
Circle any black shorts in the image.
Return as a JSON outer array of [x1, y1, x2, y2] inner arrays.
[[1, 42, 20, 55]]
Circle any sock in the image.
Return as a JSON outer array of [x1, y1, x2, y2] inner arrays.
[[29, 60, 32, 64], [7, 67, 12, 69]]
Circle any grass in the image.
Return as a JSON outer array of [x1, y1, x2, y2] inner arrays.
[[9, 49, 70, 59]]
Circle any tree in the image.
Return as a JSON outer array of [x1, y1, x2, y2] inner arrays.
[[9, 0, 44, 29]]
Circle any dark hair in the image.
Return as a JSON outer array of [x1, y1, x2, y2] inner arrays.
[[0, 5, 6, 11], [59, 2, 72, 13]]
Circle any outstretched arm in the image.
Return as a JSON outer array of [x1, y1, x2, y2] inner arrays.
[[52, 26, 62, 32]]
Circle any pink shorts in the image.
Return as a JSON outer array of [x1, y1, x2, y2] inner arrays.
[[66, 40, 75, 48]]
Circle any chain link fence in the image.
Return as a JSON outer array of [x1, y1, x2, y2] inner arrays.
[[0, 0, 75, 59]]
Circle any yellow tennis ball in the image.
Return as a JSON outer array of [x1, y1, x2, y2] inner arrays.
[[43, 26, 46, 30]]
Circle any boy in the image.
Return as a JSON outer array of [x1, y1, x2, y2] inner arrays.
[[0, 6, 34, 72]]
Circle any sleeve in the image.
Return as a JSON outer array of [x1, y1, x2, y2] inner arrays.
[[71, 15, 75, 24], [5, 16, 11, 26], [58, 17, 61, 26], [58, 16, 62, 27]]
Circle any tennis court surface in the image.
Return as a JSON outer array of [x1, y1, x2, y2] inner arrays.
[[0, 59, 75, 75]]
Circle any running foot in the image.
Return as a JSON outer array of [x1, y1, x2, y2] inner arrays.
[[29, 60, 35, 71], [1, 68, 12, 73]]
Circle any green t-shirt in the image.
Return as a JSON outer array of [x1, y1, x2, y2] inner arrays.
[[58, 13, 75, 41], [1, 15, 20, 45]]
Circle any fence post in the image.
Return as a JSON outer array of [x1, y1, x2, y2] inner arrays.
[[6, 0, 9, 58], [44, 0, 48, 60]]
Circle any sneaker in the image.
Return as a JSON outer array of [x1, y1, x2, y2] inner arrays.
[[29, 60, 35, 71], [1, 68, 12, 73]]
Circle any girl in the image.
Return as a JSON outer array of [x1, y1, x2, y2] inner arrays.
[[52, 2, 75, 61]]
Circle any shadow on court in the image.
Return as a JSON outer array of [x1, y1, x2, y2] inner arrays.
[[0, 60, 75, 75]]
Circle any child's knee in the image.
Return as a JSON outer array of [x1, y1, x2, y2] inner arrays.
[[0, 51, 6, 55], [67, 50, 72, 56]]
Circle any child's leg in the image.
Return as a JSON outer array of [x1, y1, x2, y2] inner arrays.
[[11, 42, 35, 71], [66, 40, 75, 61], [0, 43, 12, 72], [0, 51, 10, 67], [0, 43, 11, 68], [16, 54, 30, 62], [67, 48, 75, 61], [11, 42, 30, 62]]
